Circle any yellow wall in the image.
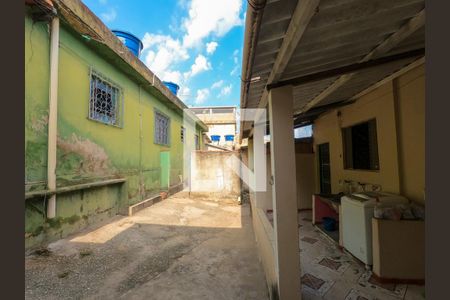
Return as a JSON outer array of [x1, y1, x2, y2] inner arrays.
[[313, 64, 425, 204], [296, 153, 315, 209], [394, 65, 425, 204]]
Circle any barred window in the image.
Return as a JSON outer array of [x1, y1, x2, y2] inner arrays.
[[89, 71, 122, 127], [181, 126, 186, 143], [155, 110, 170, 145], [342, 119, 379, 170]]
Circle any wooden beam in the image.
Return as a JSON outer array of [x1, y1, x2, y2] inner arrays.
[[293, 100, 355, 127], [267, 48, 424, 90], [253, 0, 320, 113], [268, 0, 320, 83], [298, 9, 425, 114]]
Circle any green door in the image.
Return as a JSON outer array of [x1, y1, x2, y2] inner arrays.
[[160, 151, 170, 190]]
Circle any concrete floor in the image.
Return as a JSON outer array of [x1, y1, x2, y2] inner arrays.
[[298, 211, 425, 300], [25, 195, 269, 300]]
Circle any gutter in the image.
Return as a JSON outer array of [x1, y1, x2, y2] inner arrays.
[[47, 16, 60, 219], [239, 0, 266, 143]]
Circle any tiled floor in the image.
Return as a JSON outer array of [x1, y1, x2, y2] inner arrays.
[[298, 211, 425, 300]]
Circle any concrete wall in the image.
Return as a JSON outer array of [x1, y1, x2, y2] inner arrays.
[[394, 65, 425, 204], [240, 148, 249, 191], [248, 141, 314, 211], [296, 154, 315, 209], [25, 11, 50, 192], [25, 11, 204, 249], [25, 183, 125, 249], [250, 197, 277, 297], [256, 152, 273, 211], [247, 141, 277, 297], [189, 151, 241, 200], [313, 64, 425, 204]]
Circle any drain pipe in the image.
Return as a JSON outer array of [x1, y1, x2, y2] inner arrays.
[[47, 16, 60, 219], [239, 0, 266, 143]]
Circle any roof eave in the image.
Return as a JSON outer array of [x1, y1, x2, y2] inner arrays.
[[239, 0, 267, 142], [51, 0, 207, 131]]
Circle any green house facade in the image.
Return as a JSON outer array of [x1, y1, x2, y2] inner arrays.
[[25, 0, 207, 249]]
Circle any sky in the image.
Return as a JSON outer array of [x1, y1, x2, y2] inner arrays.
[[82, 0, 247, 107]]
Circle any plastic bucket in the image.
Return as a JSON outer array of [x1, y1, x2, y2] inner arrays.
[[322, 217, 337, 231]]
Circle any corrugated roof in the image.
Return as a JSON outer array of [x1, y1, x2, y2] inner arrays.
[[240, 0, 425, 137]]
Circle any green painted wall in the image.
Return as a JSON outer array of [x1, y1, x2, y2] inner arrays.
[[25, 11, 50, 192], [25, 11, 205, 249], [25, 183, 124, 249]]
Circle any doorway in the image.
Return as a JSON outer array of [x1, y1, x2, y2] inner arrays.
[[160, 151, 170, 190], [318, 143, 331, 194]]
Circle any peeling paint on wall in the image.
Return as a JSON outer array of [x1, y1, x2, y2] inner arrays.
[[57, 133, 114, 175], [25, 11, 205, 249], [30, 111, 49, 133]]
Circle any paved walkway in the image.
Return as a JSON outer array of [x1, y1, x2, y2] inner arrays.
[[25, 195, 268, 300]]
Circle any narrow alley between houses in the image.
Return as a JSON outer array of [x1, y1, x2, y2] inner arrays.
[[25, 194, 268, 300], [25, 0, 426, 299]]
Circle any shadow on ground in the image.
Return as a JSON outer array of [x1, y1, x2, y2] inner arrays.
[[25, 196, 268, 300]]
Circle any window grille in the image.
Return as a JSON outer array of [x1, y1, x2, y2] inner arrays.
[[154, 110, 170, 145], [89, 70, 122, 127], [181, 126, 186, 143]]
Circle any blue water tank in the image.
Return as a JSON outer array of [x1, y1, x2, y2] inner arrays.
[[112, 30, 143, 57], [163, 81, 180, 96], [210, 135, 221, 142], [225, 135, 234, 142]]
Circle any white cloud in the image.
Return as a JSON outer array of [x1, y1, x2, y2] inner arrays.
[[191, 55, 211, 75], [100, 8, 117, 23], [230, 65, 239, 76], [178, 86, 191, 102], [229, 49, 240, 76], [219, 84, 232, 97], [206, 41, 218, 54], [163, 71, 183, 84], [211, 80, 224, 89], [182, 0, 243, 48], [233, 49, 239, 63], [140, 0, 243, 97], [195, 88, 210, 104], [99, 0, 108, 4], [184, 54, 211, 79], [142, 33, 189, 83]]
